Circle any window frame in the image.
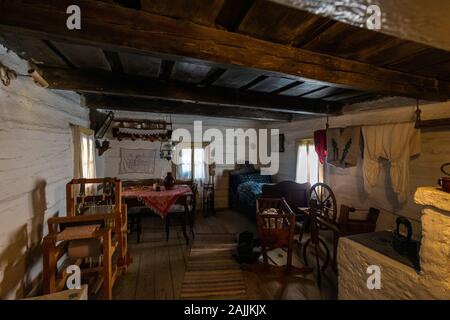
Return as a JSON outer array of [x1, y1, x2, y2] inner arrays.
[[172, 142, 210, 181], [80, 132, 96, 179], [295, 138, 323, 185]]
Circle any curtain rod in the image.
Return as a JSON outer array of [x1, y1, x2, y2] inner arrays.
[[325, 120, 416, 130]]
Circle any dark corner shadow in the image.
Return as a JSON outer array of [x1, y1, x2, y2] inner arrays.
[[0, 224, 28, 299], [0, 180, 49, 299], [24, 179, 49, 297]]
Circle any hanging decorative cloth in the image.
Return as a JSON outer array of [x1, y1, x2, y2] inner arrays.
[[326, 126, 362, 168], [361, 122, 421, 203], [313, 130, 327, 164]]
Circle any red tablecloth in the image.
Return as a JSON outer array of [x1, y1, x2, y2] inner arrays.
[[122, 185, 191, 218]]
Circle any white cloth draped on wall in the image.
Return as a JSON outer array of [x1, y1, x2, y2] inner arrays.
[[362, 122, 421, 203]]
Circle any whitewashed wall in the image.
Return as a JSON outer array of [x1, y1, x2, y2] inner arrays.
[[0, 47, 89, 299], [267, 100, 450, 238], [100, 110, 266, 208]]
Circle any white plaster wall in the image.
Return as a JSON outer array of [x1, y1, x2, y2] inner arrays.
[[100, 110, 267, 209], [266, 100, 450, 238], [0, 47, 89, 299]]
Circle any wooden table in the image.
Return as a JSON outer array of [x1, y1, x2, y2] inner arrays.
[[122, 185, 193, 243]]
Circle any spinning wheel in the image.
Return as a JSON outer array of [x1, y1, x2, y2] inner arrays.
[[308, 183, 337, 224], [301, 183, 338, 284]]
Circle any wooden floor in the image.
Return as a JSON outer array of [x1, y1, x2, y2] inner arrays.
[[113, 210, 337, 300]]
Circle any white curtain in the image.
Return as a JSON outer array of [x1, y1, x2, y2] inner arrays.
[[179, 148, 193, 180], [173, 142, 209, 183], [193, 147, 206, 182], [71, 125, 96, 193], [81, 132, 96, 179], [296, 139, 321, 185]]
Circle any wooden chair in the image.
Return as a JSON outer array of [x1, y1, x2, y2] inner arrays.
[[165, 182, 198, 244], [122, 179, 156, 188], [202, 182, 215, 217], [122, 179, 157, 243], [325, 204, 380, 271], [338, 205, 380, 236], [255, 198, 312, 275]]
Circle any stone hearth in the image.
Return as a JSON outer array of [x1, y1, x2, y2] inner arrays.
[[338, 187, 450, 299]]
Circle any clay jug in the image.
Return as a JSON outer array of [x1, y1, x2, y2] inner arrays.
[[164, 172, 175, 190]]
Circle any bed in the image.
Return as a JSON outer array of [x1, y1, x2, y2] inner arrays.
[[229, 164, 311, 220], [229, 164, 273, 219]]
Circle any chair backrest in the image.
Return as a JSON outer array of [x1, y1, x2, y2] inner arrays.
[[338, 204, 380, 236], [256, 198, 295, 249], [188, 182, 198, 210], [122, 179, 156, 188], [172, 180, 198, 211]]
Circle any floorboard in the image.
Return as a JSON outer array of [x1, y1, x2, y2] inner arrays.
[[113, 209, 337, 300]]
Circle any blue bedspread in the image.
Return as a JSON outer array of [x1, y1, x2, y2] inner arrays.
[[237, 181, 264, 207]]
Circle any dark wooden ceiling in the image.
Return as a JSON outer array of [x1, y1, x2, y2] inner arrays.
[[0, 0, 449, 121]]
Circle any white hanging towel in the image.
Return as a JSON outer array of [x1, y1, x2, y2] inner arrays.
[[362, 122, 421, 203]]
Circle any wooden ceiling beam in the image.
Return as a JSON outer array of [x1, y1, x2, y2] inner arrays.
[[0, 0, 448, 100], [158, 60, 174, 80], [103, 50, 124, 74], [39, 66, 338, 115], [239, 75, 268, 91], [198, 67, 227, 87], [83, 94, 293, 122], [215, 0, 255, 31], [270, 0, 450, 52], [271, 81, 304, 95]]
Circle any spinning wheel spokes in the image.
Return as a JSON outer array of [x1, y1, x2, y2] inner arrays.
[[309, 183, 337, 221]]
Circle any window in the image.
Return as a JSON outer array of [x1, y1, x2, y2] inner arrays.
[[72, 125, 96, 194], [72, 125, 96, 180], [179, 148, 192, 180], [174, 143, 207, 181], [81, 133, 96, 179], [193, 148, 206, 181], [296, 139, 322, 185]]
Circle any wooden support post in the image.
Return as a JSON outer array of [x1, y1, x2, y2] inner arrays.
[[42, 236, 57, 294]]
